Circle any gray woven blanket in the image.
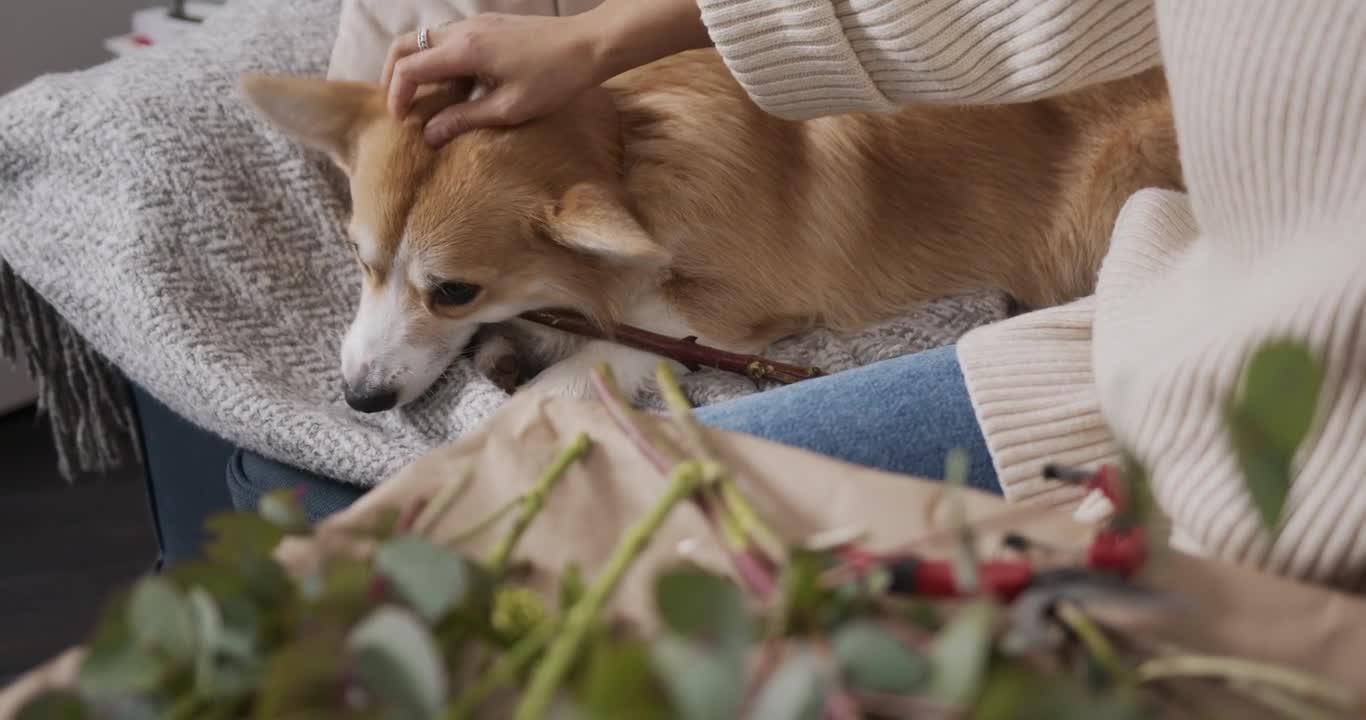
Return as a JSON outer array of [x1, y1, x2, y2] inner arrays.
[[0, 0, 1008, 486]]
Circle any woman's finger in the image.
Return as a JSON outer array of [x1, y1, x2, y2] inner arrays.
[[386, 35, 480, 119], [423, 91, 516, 146], [381, 31, 420, 89]]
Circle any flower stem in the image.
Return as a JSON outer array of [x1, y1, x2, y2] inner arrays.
[[1138, 654, 1358, 710], [656, 364, 786, 562], [513, 461, 705, 720], [1055, 602, 1130, 686], [446, 616, 560, 720], [488, 434, 592, 577], [590, 365, 674, 474], [592, 365, 777, 599], [448, 496, 520, 547]]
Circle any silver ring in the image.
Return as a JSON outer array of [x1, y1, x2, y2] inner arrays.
[[417, 26, 431, 51]]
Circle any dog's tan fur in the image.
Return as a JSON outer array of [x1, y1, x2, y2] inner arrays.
[[242, 49, 1180, 407]]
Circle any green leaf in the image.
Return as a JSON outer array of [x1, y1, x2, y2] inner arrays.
[[306, 556, 376, 628], [375, 535, 470, 623], [833, 621, 928, 694], [203, 512, 287, 561], [167, 560, 248, 601], [779, 550, 842, 633], [651, 635, 745, 720], [128, 577, 196, 662], [925, 599, 996, 706], [255, 634, 347, 719], [747, 649, 829, 720], [575, 637, 671, 720], [186, 588, 259, 700], [1235, 339, 1324, 451], [189, 588, 223, 693], [258, 488, 310, 533], [15, 689, 89, 720], [347, 606, 447, 719], [1227, 407, 1294, 533], [1226, 339, 1324, 531], [77, 628, 163, 696], [654, 567, 754, 653]]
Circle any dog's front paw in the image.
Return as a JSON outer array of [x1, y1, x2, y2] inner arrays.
[[474, 334, 524, 394], [522, 369, 597, 401]]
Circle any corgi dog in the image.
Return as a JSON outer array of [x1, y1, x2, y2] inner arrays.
[[241, 49, 1180, 413]]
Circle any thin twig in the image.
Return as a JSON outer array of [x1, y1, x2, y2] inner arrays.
[[514, 462, 705, 720], [523, 309, 826, 385], [1137, 655, 1358, 711], [489, 434, 592, 577], [589, 366, 673, 474]]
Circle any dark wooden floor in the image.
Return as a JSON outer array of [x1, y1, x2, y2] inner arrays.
[[0, 406, 157, 681]]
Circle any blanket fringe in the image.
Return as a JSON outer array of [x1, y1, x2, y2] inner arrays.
[[0, 263, 141, 480]]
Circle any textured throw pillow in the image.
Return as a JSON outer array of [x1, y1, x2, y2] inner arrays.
[[328, 0, 603, 83]]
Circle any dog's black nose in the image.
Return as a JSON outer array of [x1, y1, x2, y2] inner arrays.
[[344, 385, 399, 413]]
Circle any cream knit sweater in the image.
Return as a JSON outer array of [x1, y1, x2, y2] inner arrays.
[[697, 0, 1366, 589]]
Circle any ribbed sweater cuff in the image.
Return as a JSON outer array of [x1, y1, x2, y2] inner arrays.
[[957, 298, 1118, 508], [698, 0, 1162, 120], [697, 0, 897, 119]]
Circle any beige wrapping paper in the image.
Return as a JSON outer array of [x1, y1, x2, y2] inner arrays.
[[4, 394, 1365, 717]]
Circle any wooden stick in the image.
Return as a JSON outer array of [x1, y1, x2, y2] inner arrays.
[[520, 309, 827, 385]]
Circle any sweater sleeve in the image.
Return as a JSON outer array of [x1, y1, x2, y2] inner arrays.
[[697, 0, 1160, 119]]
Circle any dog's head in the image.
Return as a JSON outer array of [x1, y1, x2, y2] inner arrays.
[[240, 75, 669, 412]]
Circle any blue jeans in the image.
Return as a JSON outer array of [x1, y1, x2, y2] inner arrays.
[[222, 345, 999, 530], [695, 345, 997, 491]]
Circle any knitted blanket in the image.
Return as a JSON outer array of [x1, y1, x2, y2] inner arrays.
[[0, 0, 1008, 486]]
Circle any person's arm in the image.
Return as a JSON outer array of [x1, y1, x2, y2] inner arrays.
[[383, 0, 710, 145], [698, 0, 1160, 119]]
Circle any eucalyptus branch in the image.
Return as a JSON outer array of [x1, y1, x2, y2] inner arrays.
[[591, 365, 778, 599], [448, 496, 521, 547], [656, 364, 786, 563], [1137, 654, 1358, 711], [446, 617, 561, 720], [489, 434, 593, 577], [514, 461, 706, 720]]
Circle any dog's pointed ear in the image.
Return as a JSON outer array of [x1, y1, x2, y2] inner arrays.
[[546, 184, 671, 267], [240, 74, 377, 173]]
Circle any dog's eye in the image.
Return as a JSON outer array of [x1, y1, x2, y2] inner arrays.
[[432, 281, 482, 307]]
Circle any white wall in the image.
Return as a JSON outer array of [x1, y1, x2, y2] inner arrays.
[[0, 0, 149, 94], [0, 1, 151, 411]]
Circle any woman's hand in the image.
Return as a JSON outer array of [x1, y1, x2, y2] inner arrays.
[[383, 14, 599, 146], [382, 0, 711, 147]]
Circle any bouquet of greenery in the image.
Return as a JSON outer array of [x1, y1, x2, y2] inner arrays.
[[15, 343, 1360, 720]]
